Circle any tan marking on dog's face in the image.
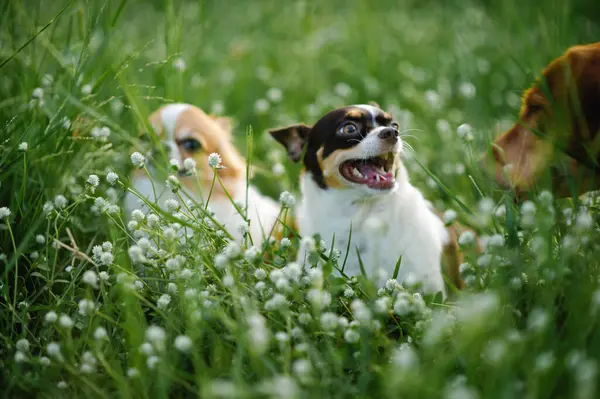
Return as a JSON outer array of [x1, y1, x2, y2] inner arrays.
[[173, 106, 245, 197], [316, 147, 348, 189], [140, 105, 245, 199], [345, 108, 363, 119]]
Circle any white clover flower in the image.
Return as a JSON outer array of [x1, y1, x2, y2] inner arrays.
[[535, 351, 555, 373], [43, 201, 55, 214], [127, 220, 139, 231], [46, 342, 62, 359], [57, 381, 68, 389], [344, 287, 355, 298], [130, 152, 146, 168], [86, 174, 99, 188], [32, 87, 44, 99], [283, 262, 302, 282], [106, 172, 118, 185], [127, 368, 139, 378], [443, 209, 457, 224], [259, 375, 298, 399], [157, 294, 171, 310], [78, 299, 96, 315], [272, 163, 285, 176], [458, 231, 475, 246], [16, 338, 30, 352], [214, 254, 229, 269], [59, 314, 74, 329], [392, 343, 419, 369], [164, 198, 179, 213], [18, 142, 28, 151], [254, 98, 270, 114], [279, 238, 291, 249], [267, 87, 283, 102], [307, 289, 331, 311], [147, 355, 160, 369], [131, 209, 145, 222], [575, 211, 594, 233], [15, 351, 27, 363], [351, 299, 372, 324], [521, 200, 536, 215], [279, 191, 296, 208], [0, 207, 11, 219], [244, 246, 261, 262], [527, 308, 549, 333], [54, 195, 68, 209], [223, 274, 235, 287], [237, 221, 250, 236], [344, 329, 360, 343], [308, 268, 323, 288], [223, 241, 241, 258], [484, 339, 507, 365], [292, 359, 312, 379], [208, 152, 222, 168], [40, 356, 51, 366], [264, 293, 289, 311], [456, 123, 474, 141], [458, 82, 477, 99], [146, 325, 167, 351], [374, 297, 391, 314], [82, 270, 99, 289], [166, 175, 180, 191], [147, 213, 160, 227], [174, 335, 193, 353], [173, 57, 186, 71], [319, 312, 338, 331], [183, 157, 196, 170], [35, 234, 45, 244], [254, 269, 267, 280], [486, 234, 505, 249], [45, 311, 58, 323], [81, 84, 92, 94], [139, 342, 153, 355], [94, 326, 108, 340], [128, 245, 145, 263]]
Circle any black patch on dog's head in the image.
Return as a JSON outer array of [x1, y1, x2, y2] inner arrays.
[[269, 105, 395, 189]]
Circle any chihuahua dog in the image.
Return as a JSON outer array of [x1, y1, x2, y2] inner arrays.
[[269, 104, 465, 296], [489, 42, 600, 199], [125, 103, 281, 243]]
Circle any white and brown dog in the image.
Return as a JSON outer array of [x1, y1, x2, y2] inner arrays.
[[270, 104, 465, 296], [125, 103, 281, 244]]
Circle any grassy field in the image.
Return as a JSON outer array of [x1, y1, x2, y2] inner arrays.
[[2, 0, 600, 397]]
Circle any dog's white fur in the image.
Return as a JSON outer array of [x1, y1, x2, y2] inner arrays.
[[296, 105, 448, 295], [124, 103, 281, 244]]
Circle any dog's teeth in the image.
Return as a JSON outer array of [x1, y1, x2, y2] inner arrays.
[[352, 167, 363, 178], [375, 175, 381, 182]]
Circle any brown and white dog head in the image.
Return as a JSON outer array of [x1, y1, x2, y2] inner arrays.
[[489, 42, 600, 198], [269, 104, 404, 194], [142, 103, 246, 196]]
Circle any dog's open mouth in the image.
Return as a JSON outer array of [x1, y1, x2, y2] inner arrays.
[[340, 153, 396, 190]]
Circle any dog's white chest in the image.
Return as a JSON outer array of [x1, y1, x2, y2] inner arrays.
[[297, 175, 447, 295]]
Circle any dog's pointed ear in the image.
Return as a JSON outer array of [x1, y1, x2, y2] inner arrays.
[[209, 114, 235, 135], [368, 101, 381, 108], [268, 124, 312, 162]]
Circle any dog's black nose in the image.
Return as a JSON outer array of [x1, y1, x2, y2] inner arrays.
[[378, 127, 399, 141]]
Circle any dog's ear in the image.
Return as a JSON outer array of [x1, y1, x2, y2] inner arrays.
[[368, 101, 381, 108], [268, 124, 312, 162], [209, 115, 235, 135]]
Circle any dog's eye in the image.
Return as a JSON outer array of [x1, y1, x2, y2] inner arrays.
[[178, 138, 202, 152], [339, 122, 358, 135], [390, 122, 399, 130]]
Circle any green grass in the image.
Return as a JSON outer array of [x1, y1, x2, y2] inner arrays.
[[2, 0, 600, 397]]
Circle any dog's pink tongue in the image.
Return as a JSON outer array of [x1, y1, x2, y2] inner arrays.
[[356, 163, 395, 189]]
